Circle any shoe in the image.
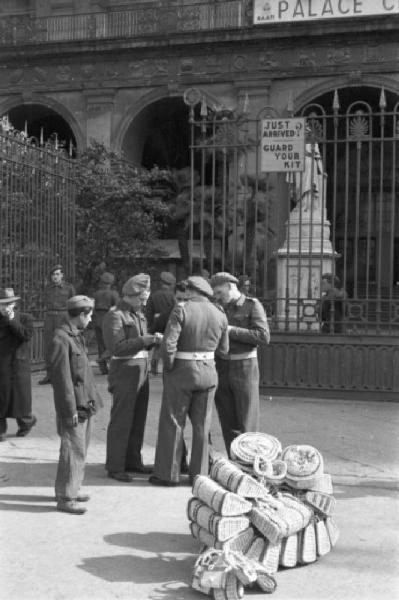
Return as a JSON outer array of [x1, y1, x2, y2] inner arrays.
[[108, 471, 135, 483], [16, 415, 37, 437], [148, 475, 179, 487], [126, 465, 153, 475], [38, 376, 51, 385], [57, 500, 87, 515], [55, 493, 90, 502]]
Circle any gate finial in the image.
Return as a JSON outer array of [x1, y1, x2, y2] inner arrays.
[[379, 88, 386, 111], [332, 89, 340, 112], [200, 95, 208, 117]]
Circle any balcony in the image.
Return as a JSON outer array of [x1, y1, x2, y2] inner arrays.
[[0, 1, 245, 46]]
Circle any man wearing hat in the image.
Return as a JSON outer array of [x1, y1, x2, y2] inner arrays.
[[146, 271, 176, 375], [103, 273, 159, 482], [0, 288, 37, 441], [149, 276, 229, 486], [49, 295, 102, 515], [93, 272, 119, 374], [211, 272, 270, 455], [39, 264, 75, 385]]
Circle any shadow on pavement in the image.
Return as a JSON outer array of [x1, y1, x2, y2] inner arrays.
[[0, 493, 54, 502], [104, 531, 198, 555], [334, 485, 397, 499], [0, 500, 55, 513]]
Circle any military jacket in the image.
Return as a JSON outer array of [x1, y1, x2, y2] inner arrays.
[[225, 294, 270, 354], [44, 282, 75, 311], [93, 287, 120, 327], [50, 322, 102, 420], [102, 300, 148, 357], [161, 296, 229, 369]]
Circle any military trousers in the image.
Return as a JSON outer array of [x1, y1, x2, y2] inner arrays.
[[55, 416, 92, 500], [106, 360, 149, 474], [153, 359, 217, 483], [44, 312, 67, 375], [214, 356, 260, 456]]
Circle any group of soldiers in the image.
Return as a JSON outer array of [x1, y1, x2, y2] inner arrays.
[[0, 265, 270, 515]]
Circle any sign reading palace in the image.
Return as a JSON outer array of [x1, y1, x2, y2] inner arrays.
[[253, 0, 398, 24], [260, 118, 306, 172]]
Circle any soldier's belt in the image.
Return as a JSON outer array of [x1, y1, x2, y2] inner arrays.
[[175, 351, 215, 360], [222, 349, 258, 361], [111, 351, 149, 360]]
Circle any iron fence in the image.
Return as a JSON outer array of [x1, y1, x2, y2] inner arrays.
[[0, 1, 244, 46], [184, 86, 399, 336], [0, 123, 76, 325]]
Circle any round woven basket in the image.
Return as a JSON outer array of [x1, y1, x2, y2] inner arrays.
[[230, 433, 282, 465], [282, 445, 324, 481]]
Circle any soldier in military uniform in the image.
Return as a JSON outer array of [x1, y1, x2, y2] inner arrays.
[[93, 272, 119, 374], [50, 295, 103, 515], [149, 276, 229, 487], [102, 274, 159, 482], [39, 265, 75, 385], [211, 272, 270, 456]]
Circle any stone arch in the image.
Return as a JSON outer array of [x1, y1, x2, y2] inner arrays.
[[0, 94, 85, 152]]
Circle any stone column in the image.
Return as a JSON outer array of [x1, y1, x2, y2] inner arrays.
[[84, 90, 115, 149]]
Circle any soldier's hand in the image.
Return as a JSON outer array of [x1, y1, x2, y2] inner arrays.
[[142, 334, 156, 348], [65, 414, 78, 427]]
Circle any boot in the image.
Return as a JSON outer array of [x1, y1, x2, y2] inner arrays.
[[57, 500, 87, 515]]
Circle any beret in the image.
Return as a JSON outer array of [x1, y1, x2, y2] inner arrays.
[[122, 273, 151, 296], [67, 295, 94, 311], [160, 271, 176, 286], [210, 272, 239, 287], [100, 272, 115, 284], [186, 276, 213, 298], [50, 264, 63, 274]]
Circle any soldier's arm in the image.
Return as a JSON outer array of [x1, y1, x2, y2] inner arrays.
[[102, 310, 145, 357], [49, 337, 77, 420], [69, 283, 76, 298], [216, 315, 230, 358], [229, 299, 270, 346], [6, 312, 34, 342], [160, 305, 184, 370]]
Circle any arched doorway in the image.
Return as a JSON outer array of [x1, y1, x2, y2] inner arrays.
[[121, 97, 190, 168], [5, 103, 77, 155]]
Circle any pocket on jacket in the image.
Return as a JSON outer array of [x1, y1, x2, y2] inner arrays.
[[71, 351, 85, 382]]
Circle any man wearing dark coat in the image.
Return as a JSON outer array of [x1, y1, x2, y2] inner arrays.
[[50, 295, 103, 515], [0, 288, 37, 441]]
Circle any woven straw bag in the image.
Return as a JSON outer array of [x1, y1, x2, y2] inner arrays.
[[251, 494, 312, 543], [298, 521, 317, 564], [245, 536, 265, 562], [309, 473, 333, 494], [192, 475, 252, 516], [190, 523, 255, 554], [213, 573, 245, 600], [279, 533, 298, 568], [282, 445, 324, 489], [256, 571, 278, 594], [230, 432, 282, 465], [187, 498, 250, 542], [260, 539, 281, 574], [325, 517, 340, 547], [305, 491, 336, 517], [315, 518, 332, 556], [210, 458, 267, 499]]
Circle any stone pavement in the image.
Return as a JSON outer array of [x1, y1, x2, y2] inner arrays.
[[0, 369, 398, 600]]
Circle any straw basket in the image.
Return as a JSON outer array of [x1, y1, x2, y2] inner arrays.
[[187, 498, 250, 542], [298, 521, 317, 564], [210, 457, 267, 498], [250, 495, 312, 543], [282, 445, 324, 488], [260, 539, 282, 574], [192, 475, 252, 516], [325, 517, 340, 547], [315, 518, 332, 556], [245, 536, 265, 562], [279, 533, 299, 568], [256, 570, 278, 594], [213, 573, 245, 600], [305, 491, 336, 517], [190, 523, 255, 554], [231, 433, 282, 465]]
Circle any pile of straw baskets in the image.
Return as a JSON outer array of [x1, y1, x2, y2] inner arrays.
[[188, 432, 339, 599]]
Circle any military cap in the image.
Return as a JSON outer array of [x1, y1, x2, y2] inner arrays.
[[160, 271, 176, 286], [0, 288, 20, 303], [50, 264, 63, 274], [122, 273, 151, 296], [67, 295, 94, 311], [100, 271, 115, 284], [186, 276, 213, 298], [210, 272, 239, 287]]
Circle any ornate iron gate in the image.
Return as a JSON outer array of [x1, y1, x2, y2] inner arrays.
[[0, 121, 76, 363], [184, 86, 399, 398]]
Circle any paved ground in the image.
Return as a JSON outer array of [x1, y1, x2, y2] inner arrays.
[[1, 368, 398, 600]]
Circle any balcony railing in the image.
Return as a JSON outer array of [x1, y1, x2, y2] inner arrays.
[[0, 1, 245, 46]]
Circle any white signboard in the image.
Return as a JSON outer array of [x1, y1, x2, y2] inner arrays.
[[253, 0, 398, 25], [261, 118, 305, 172]]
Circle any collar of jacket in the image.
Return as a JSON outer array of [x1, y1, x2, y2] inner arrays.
[[188, 296, 210, 304], [118, 299, 141, 315], [60, 321, 83, 338], [229, 294, 245, 308]]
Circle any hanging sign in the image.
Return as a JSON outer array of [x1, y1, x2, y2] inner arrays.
[[253, 0, 398, 25], [261, 118, 305, 172]]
